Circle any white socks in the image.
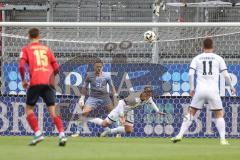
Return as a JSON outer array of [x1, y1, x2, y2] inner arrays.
[[110, 126, 126, 134], [59, 132, 65, 138], [177, 114, 193, 137], [35, 130, 42, 137], [215, 117, 226, 140], [177, 115, 226, 140], [89, 118, 103, 126], [89, 118, 126, 135]]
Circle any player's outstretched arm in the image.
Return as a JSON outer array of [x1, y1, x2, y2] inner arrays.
[[107, 75, 118, 97], [189, 56, 197, 97], [112, 85, 117, 97], [79, 88, 87, 107], [78, 74, 90, 107], [148, 97, 165, 115], [222, 70, 236, 96], [78, 94, 85, 107], [19, 49, 28, 89], [220, 57, 236, 95], [49, 49, 60, 75], [188, 68, 195, 97]]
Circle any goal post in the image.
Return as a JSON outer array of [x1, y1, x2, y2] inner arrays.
[[2, 22, 240, 27], [0, 22, 240, 137]]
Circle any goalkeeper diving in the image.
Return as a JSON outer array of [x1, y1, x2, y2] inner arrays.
[[90, 86, 165, 136]]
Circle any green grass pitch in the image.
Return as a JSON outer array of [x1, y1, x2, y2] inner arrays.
[[0, 136, 239, 160]]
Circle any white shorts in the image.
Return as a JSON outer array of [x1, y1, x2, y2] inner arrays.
[[105, 100, 134, 127], [190, 89, 223, 110]]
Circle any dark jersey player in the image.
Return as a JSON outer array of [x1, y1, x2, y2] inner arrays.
[[19, 28, 67, 146]]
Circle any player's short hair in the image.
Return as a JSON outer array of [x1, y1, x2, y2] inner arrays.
[[94, 58, 103, 65], [203, 38, 213, 49], [28, 28, 40, 39], [144, 85, 153, 92], [144, 85, 153, 97], [140, 92, 148, 101]]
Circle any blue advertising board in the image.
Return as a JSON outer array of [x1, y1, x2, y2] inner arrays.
[[3, 63, 239, 96], [0, 95, 239, 137]]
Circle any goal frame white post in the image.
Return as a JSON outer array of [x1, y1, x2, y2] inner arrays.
[[1, 22, 240, 27]]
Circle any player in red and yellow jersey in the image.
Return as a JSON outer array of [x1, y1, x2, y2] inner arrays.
[[19, 28, 67, 146]]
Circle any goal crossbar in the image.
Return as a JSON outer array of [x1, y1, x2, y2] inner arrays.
[[1, 22, 240, 27]]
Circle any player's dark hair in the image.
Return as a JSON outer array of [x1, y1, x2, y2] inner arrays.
[[94, 58, 103, 65], [28, 28, 40, 39], [144, 85, 153, 97], [144, 85, 153, 92], [203, 38, 213, 49], [140, 92, 148, 101]]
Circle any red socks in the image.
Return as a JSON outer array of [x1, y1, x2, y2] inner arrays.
[[27, 113, 64, 133], [53, 116, 64, 133], [26, 113, 39, 132]]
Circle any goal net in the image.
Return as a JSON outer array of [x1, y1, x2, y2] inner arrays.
[[0, 22, 239, 137]]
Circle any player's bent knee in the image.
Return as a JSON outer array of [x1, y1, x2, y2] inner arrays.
[[125, 129, 133, 134], [26, 105, 35, 115], [189, 107, 198, 116], [48, 105, 57, 118], [125, 126, 133, 134], [102, 120, 110, 127], [214, 109, 224, 118], [82, 106, 92, 116]]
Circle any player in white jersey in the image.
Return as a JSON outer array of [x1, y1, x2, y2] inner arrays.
[[90, 86, 165, 136], [171, 38, 236, 145]]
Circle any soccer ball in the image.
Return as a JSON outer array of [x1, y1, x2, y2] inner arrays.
[[144, 31, 156, 43]]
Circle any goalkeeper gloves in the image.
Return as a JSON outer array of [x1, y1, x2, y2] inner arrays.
[[78, 95, 85, 108]]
